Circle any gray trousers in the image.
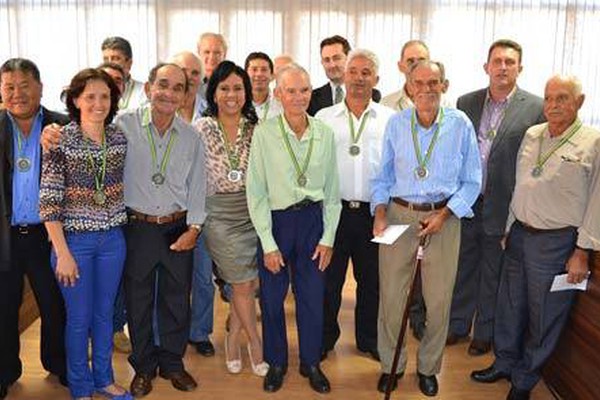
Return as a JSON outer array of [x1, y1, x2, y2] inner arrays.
[[493, 221, 577, 391], [378, 202, 460, 375]]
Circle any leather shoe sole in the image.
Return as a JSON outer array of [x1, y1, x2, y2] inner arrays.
[[471, 366, 510, 383], [130, 373, 154, 398], [263, 366, 286, 392], [468, 339, 492, 356], [299, 365, 331, 394], [377, 372, 404, 393], [159, 370, 197, 392], [418, 373, 438, 397]]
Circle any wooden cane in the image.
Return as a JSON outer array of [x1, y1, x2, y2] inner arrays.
[[384, 234, 427, 399]]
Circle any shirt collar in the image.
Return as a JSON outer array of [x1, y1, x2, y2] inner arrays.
[[279, 113, 314, 141], [485, 85, 517, 106], [7, 107, 44, 136], [142, 104, 178, 133], [333, 99, 377, 119]]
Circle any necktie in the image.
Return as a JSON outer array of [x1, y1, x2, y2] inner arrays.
[[334, 85, 344, 104]]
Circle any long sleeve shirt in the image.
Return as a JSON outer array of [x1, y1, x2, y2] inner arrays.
[[371, 107, 482, 218], [246, 114, 341, 253]]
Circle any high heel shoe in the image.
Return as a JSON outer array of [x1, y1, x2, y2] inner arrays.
[[224, 334, 242, 374], [247, 344, 269, 377]]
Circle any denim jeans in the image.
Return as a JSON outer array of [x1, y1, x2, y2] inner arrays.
[[52, 227, 126, 398], [189, 234, 215, 342]]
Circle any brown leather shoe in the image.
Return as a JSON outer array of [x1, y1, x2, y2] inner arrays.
[[159, 370, 198, 392], [130, 373, 154, 398], [446, 332, 469, 345], [468, 339, 492, 356]]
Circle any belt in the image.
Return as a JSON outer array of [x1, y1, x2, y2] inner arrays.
[[128, 209, 187, 224], [342, 200, 369, 210], [284, 199, 322, 211], [12, 224, 44, 235], [516, 220, 575, 234], [392, 197, 448, 211]]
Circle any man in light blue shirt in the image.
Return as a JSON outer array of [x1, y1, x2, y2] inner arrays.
[[371, 60, 481, 396]]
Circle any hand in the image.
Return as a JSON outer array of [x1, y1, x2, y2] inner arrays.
[[264, 250, 285, 273], [55, 252, 79, 287], [312, 244, 333, 271], [500, 235, 507, 250], [419, 207, 451, 237], [169, 228, 198, 252], [41, 123, 63, 151], [566, 248, 589, 284], [372, 205, 388, 237]]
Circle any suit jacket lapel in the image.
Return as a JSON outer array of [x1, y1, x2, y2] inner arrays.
[[470, 89, 487, 134], [0, 112, 14, 171], [489, 88, 525, 155]]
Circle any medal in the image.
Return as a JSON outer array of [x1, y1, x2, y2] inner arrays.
[[17, 157, 31, 172], [93, 190, 107, 205], [348, 108, 369, 158], [227, 170, 242, 182], [531, 166, 543, 177], [414, 166, 429, 180], [533, 120, 583, 181], [349, 145, 361, 156], [486, 129, 496, 140], [297, 175, 307, 187], [152, 172, 165, 185]]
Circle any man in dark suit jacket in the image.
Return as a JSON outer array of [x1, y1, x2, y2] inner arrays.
[[447, 40, 545, 356], [0, 58, 68, 399], [307, 35, 381, 116]]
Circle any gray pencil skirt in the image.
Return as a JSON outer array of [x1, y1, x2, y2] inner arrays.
[[203, 191, 258, 284]]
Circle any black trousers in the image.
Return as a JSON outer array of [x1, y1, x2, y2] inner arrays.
[[124, 219, 193, 375], [322, 201, 379, 352], [0, 225, 66, 385]]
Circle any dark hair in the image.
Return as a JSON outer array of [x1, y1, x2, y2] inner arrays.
[[147, 62, 189, 92], [0, 58, 41, 83], [244, 52, 274, 73], [97, 62, 125, 78], [204, 61, 258, 124], [487, 39, 523, 64], [65, 68, 120, 125], [101, 36, 133, 60], [320, 35, 351, 55]]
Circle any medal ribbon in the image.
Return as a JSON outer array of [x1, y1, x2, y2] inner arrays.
[[278, 115, 314, 183], [145, 124, 176, 180], [261, 100, 270, 122], [218, 119, 243, 170], [347, 107, 370, 145], [84, 130, 107, 193], [535, 119, 583, 171], [411, 108, 444, 172]]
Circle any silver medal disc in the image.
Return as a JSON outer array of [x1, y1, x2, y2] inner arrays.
[[227, 170, 242, 182], [93, 190, 107, 205], [152, 172, 165, 185], [349, 145, 361, 156], [297, 175, 307, 187], [486, 129, 496, 140], [531, 166, 543, 178], [414, 166, 429, 180], [17, 157, 31, 172]]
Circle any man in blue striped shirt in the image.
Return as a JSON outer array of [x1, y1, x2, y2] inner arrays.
[[371, 60, 481, 397]]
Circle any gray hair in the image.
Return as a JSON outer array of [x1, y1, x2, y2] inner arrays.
[[547, 74, 583, 97], [275, 62, 311, 88], [198, 32, 228, 54], [408, 59, 446, 82], [169, 51, 204, 81], [346, 49, 380, 75]]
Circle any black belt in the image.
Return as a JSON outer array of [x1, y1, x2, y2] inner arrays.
[[12, 224, 44, 235], [516, 220, 575, 234], [342, 200, 369, 210], [284, 199, 322, 211], [392, 197, 448, 211]]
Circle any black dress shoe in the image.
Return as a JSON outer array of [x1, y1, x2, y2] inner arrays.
[[507, 385, 531, 400], [0, 383, 10, 399], [130, 373, 154, 397], [417, 372, 438, 397], [58, 374, 68, 387], [159, 370, 197, 392], [263, 365, 286, 392], [471, 365, 510, 383], [299, 364, 331, 394], [191, 340, 215, 357], [376, 372, 404, 393], [468, 339, 491, 356]]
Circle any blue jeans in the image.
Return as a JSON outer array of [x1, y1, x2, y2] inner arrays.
[[52, 228, 126, 398], [189, 235, 214, 342]]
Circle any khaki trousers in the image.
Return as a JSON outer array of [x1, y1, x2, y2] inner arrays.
[[377, 202, 460, 375]]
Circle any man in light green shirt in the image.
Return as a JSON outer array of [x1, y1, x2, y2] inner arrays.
[[246, 63, 341, 394]]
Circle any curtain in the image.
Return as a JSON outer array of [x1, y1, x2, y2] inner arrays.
[[1, 0, 598, 125]]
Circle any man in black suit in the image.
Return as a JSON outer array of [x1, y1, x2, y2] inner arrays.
[[0, 58, 68, 399], [447, 40, 545, 355], [307, 35, 380, 116]]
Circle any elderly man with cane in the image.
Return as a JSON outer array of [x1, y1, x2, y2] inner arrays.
[[371, 60, 481, 397]]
